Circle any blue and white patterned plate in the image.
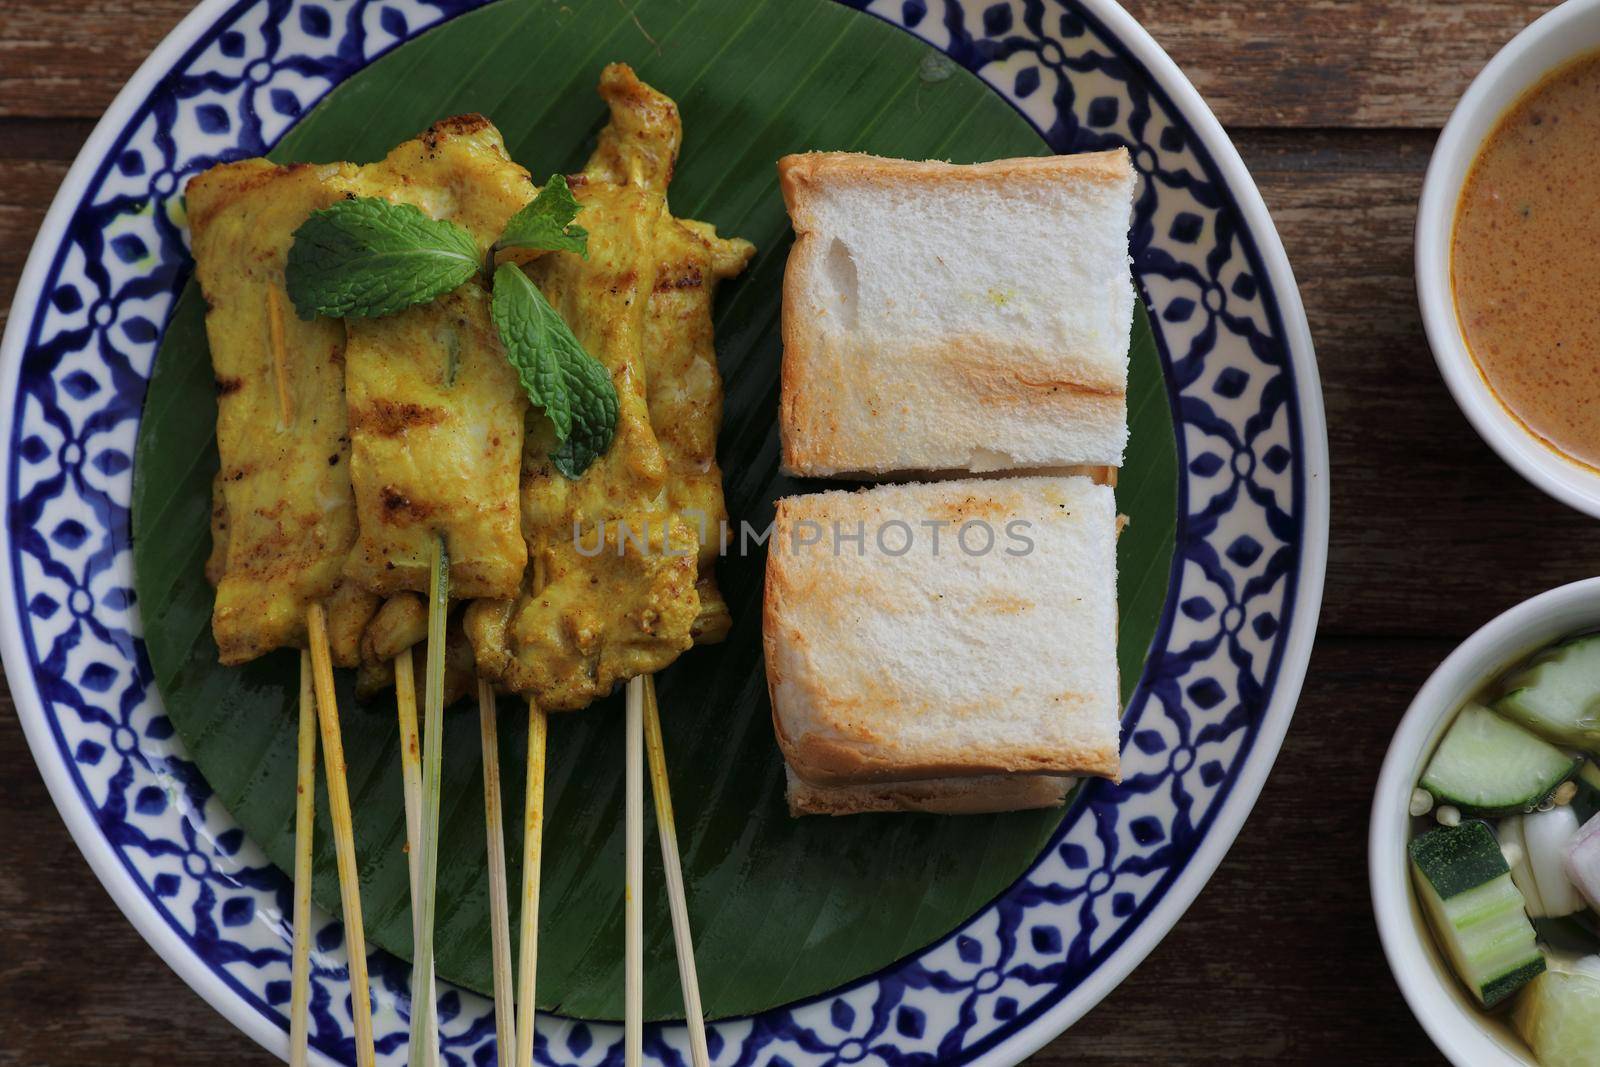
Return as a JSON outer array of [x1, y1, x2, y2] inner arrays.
[[0, 0, 1327, 1063]]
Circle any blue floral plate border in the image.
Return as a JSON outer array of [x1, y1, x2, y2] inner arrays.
[[0, 0, 1328, 1063]]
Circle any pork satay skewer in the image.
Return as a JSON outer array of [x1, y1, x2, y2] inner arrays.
[[264, 295, 321, 1067], [188, 156, 384, 1067], [458, 67, 742, 1062], [330, 120, 537, 1063], [279, 322, 376, 1067], [460, 70, 682, 1063], [635, 212, 752, 1065]]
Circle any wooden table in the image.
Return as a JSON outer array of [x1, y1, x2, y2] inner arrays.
[[1, 1, 1589, 1062]]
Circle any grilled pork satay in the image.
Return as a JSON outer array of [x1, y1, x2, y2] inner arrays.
[[466, 65, 701, 712], [353, 593, 476, 707], [187, 159, 379, 665], [341, 116, 532, 605], [642, 215, 755, 644], [517, 68, 677, 532], [208, 474, 376, 670], [185, 156, 379, 1066], [363, 593, 428, 665]]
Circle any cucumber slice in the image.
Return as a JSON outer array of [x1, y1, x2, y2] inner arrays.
[[1411, 821, 1546, 1006], [1420, 703, 1581, 815], [1496, 635, 1600, 753]]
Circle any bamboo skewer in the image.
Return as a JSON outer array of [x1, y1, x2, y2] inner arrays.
[[306, 604, 377, 1067], [642, 676, 710, 1067], [408, 538, 450, 1067], [625, 675, 645, 1067], [515, 541, 550, 1067], [514, 699, 547, 1067], [289, 652, 317, 1067], [395, 653, 439, 1067], [479, 677, 518, 1058]]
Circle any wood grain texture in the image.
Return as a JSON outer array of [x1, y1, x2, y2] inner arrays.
[[0, 0, 1585, 1063], [0, 1, 1566, 124], [0, 1, 192, 119], [1124, 0, 1558, 127]]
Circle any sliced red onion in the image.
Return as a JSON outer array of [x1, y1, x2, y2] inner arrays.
[[1565, 811, 1600, 913], [1526, 806, 1584, 916]]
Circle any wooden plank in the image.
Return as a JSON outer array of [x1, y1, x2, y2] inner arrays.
[[1124, 0, 1556, 127], [0, 151, 71, 334], [10, 1, 1536, 128], [0, 0, 1567, 127], [0, 1, 191, 119]]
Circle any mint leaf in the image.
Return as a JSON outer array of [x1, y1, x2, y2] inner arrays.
[[491, 263, 617, 478], [286, 197, 480, 319], [495, 175, 588, 257]]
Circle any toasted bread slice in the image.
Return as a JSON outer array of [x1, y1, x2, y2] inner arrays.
[[777, 150, 1135, 477], [763, 475, 1121, 787]]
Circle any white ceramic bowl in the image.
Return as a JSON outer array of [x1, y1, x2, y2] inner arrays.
[[1416, 0, 1600, 519], [1371, 577, 1600, 1067]]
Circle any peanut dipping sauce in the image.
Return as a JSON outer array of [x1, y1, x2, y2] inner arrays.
[[1452, 51, 1600, 471]]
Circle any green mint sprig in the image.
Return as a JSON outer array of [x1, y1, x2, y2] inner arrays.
[[495, 174, 588, 258], [490, 263, 617, 479], [286, 197, 479, 319], [280, 176, 614, 478]]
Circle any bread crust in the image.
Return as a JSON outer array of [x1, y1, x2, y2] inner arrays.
[[773, 702, 1120, 785], [784, 766, 1075, 817], [777, 205, 809, 473], [777, 150, 1134, 203]]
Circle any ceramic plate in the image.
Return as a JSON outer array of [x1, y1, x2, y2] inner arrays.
[[0, 0, 1327, 1062]]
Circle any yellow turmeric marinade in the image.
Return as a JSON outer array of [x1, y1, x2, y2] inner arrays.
[[341, 116, 532, 603], [467, 65, 710, 711], [188, 159, 379, 665], [642, 214, 754, 644]]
